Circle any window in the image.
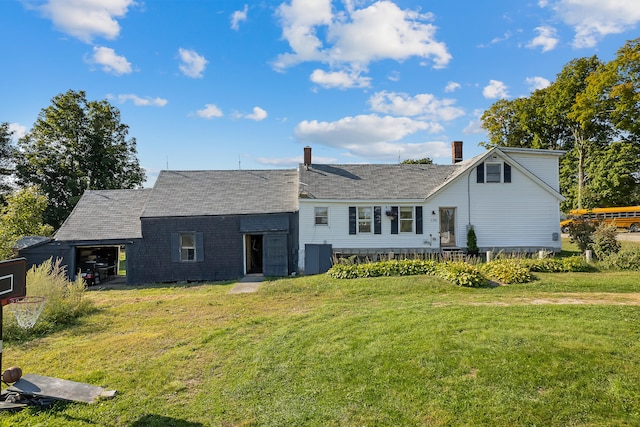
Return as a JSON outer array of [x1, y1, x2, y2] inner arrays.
[[400, 207, 413, 232], [477, 162, 511, 183], [315, 207, 328, 225], [180, 233, 196, 261], [486, 163, 501, 183], [358, 207, 372, 233]]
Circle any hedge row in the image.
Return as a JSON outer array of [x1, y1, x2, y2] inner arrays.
[[326, 255, 598, 286]]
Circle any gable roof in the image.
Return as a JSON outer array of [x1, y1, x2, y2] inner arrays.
[[424, 147, 565, 201], [141, 169, 299, 218], [55, 189, 152, 241], [298, 163, 460, 200]]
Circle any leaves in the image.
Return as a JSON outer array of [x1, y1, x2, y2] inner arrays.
[[0, 186, 54, 259], [15, 90, 146, 228]]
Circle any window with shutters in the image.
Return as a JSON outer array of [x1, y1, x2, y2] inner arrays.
[[477, 162, 512, 184], [358, 207, 372, 233]]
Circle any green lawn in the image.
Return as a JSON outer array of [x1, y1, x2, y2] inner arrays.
[[1, 268, 640, 426]]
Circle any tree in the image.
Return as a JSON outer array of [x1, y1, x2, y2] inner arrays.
[[15, 90, 146, 228], [0, 122, 15, 201], [0, 186, 54, 260], [402, 158, 433, 164]]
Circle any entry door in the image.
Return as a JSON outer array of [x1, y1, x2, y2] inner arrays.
[[439, 208, 456, 247], [263, 234, 288, 277]]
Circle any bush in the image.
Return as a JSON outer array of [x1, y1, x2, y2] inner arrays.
[[3, 258, 94, 341], [481, 259, 532, 284], [599, 248, 640, 271], [326, 258, 485, 287], [466, 227, 479, 256], [591, 222, 621, 259], [434, 261, 486, 287], [566, 217, 596, 252]]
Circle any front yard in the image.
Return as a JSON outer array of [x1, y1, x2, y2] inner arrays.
[[1, 266, 640, 426]]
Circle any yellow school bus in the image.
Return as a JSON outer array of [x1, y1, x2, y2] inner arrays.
[[560, 206, 640, 233]]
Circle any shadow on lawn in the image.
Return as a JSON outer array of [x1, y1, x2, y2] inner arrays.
[[131, 414, 204, 427]]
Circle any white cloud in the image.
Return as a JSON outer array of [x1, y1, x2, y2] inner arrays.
[[274, 0, 450, 77], [244, 107, 268, 121], [294, 114, 442, 161], [108, 94, 168, 107], [527, 26, 559, 52], [525, 76, 551, 91], [543, 0, 640, 48], [231, 4, 248, 30], [8, 123, 27, 141], [196, 104, 223, 119], [483, 80, 509, 99], [88, 46, 132, 75], [178, 48, 208, 78], [310, 69, 371, 89], [368, 91, 464, 122], [37, 0, 135, 43], [444, 81, 461, 93], [462, 109, 486, 135]]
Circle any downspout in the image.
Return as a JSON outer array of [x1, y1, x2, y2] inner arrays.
[[467, 170, 472, 227]]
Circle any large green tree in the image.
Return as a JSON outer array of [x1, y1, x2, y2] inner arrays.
[[16, 90, 146, 228], [0, 186, 54, 260]]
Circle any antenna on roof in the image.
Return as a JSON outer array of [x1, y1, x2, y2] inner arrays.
[[166, 156, 169, 170], [238, 156, 241, 170]]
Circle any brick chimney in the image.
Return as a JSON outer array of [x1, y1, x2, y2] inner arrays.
[[452, 140, 463, 164], [303, 146, 312, 170]]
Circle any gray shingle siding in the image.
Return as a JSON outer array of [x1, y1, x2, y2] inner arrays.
[[128, 212, 298, 285]]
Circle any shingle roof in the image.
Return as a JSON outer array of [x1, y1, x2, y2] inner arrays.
[[54, 189, 152, 241], [298, 163, 460, 200], [141, 169, 299, 218]]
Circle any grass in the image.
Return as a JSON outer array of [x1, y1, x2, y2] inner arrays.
[[1, 267, 640, 426]]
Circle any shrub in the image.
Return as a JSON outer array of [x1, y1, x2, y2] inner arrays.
[[326, 258, 485, 287], [591, 222, 621, 259], [566, 217, 596, 252], [599, 248, 640, 271], [3, 258, 94, 341], [481, 259, 532, 284], [559, 255, 596, 272], [466, 227, 479, 256], [434, 261, 486, 287]]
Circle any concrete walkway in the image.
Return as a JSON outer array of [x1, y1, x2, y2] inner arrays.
[[229, 274, 264, 294]]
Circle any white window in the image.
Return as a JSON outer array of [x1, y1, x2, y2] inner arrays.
[[180, 233, 196, 261], [400, 207, 413, 232], [486, 163, 501, 183], [315, 207, 328, 225], [358, 207, 372, 233]]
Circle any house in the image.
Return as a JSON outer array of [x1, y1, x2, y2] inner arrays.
[[18, 142, 564, 283], [298, 143, 564, 272], [18, 170, 299, 285]]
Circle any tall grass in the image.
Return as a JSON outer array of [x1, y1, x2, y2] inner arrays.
[[3, 258, 94, 341]]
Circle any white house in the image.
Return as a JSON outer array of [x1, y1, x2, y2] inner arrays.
[[298, 142, 565, 273]]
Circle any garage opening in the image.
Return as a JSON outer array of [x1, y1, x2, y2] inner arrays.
[[245, 234, 263, 274], [75, 246, 123, 286]]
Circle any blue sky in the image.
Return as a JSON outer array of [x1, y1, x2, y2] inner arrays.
[[2, 0, 639, 187]]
